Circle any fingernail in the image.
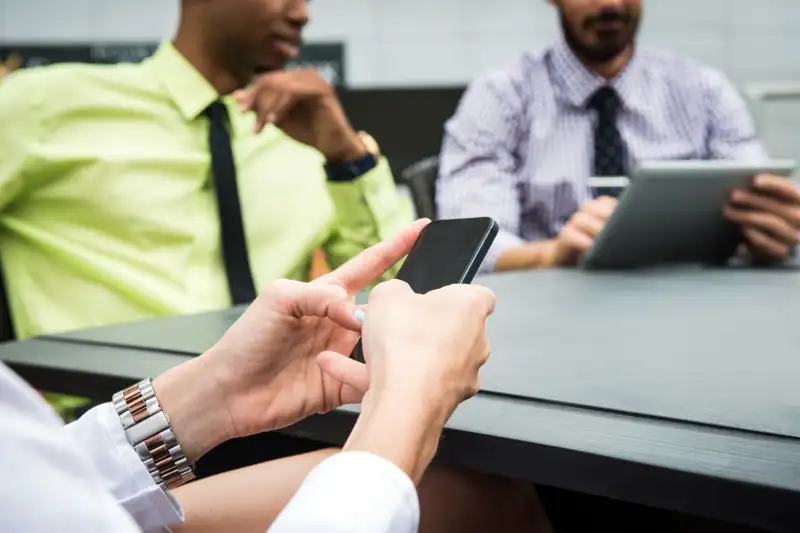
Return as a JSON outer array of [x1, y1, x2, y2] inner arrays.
[[354, 309, 365, 324]]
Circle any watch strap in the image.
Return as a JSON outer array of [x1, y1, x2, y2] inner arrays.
[[324, 152, 378, 182], [114, 379, 196, 491], [324, 131, 380, 182]]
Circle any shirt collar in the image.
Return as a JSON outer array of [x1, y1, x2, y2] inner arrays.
[[549, 37, 646, 113], [147, 42, 220, 121]]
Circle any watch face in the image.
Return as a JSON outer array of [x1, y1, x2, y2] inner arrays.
[[358, 131, 380, 158]]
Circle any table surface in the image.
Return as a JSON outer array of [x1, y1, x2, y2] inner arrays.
[[49, 267, 800, 438], [7, 267, 800, 531]]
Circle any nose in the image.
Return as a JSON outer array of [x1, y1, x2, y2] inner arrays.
[[595, 0, 630, 9], [286, 0, 310, 28]]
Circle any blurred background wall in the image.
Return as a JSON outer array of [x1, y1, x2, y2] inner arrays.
[[2, 0, 798, 169], [2, 0, 799, 86]]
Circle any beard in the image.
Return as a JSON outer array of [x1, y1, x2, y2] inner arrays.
[[561, 7, 640, 65]]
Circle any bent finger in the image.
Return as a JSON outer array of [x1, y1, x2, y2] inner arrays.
[[317, 351, 370, 395]]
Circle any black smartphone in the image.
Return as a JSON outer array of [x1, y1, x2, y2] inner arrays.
[[351, 217, 499, 363]]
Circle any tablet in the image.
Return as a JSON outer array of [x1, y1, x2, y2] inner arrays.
[[580, 160, 797, 269]]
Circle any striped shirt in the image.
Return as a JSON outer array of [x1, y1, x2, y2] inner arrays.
[[437, 38, 768, 271]]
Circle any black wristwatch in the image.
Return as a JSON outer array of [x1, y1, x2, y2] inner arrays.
[[324, 131, 381, 182]]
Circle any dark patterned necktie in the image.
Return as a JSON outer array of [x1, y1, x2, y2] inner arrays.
[[205, 100, 257, 305], [589, 87, 626, 197]]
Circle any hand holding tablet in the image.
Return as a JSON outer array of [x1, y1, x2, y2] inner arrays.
[[580, 160, 797, 270], [725, 173, 800, 263], [547, 196, 618, 267]]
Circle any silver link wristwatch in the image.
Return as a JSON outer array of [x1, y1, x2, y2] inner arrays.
[[113, 378, 196, 490]]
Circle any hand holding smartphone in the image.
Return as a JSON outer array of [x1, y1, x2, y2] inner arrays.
[[352, 217, 499, 363]]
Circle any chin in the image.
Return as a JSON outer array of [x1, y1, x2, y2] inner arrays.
[[252, 64, 279, 75], [253, 55, 290, 75]]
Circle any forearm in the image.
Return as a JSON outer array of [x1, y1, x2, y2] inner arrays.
[[170, 449, 337, 533], [344, 392, 450, 485], [495, 239, 557, 272], [153, 356, 235, 463]]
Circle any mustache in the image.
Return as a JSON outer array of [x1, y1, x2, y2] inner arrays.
[[584, 9, 633, 29]]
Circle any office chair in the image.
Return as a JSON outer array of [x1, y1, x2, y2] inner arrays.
[[401, 156, 440, 221], [0, 262, 15, 342]]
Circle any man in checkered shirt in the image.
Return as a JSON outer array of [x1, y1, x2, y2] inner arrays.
[[438, 0, 800, 272]]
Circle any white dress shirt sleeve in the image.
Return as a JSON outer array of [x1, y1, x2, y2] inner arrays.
[[0, 363, 157, 533], [64, 404, 184, 532], [269, 451, 420, 533]]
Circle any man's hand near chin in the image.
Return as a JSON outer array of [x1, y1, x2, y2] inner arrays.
[[495, 196, 618, 271], [725, 174, 800, 264], [234, 69, 366, 163]]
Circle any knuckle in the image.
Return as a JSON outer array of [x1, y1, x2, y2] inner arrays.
[[572, 212, 589, 224], [560, 225, 578, 240], [370, 279, 408, 300], [788, 208, 800, 228], [467, 286, 494, 309], [270, 278, 297, 291], [263, 278, 301, 301], [481, 346, 492, 366], [470, 380, 482, 398]]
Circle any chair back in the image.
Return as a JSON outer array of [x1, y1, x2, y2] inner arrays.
[[0, 261, 14, 342], [401, 156, 440, 220]]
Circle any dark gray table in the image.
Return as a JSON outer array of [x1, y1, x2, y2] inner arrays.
[[4, 268, 800, 531]]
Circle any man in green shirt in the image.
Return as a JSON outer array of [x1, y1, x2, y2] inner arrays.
[[0, 0, 553, 530], [0, 10, 408, 340]]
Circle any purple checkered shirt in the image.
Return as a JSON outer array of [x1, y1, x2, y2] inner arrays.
[[437, 39, 768, 271]]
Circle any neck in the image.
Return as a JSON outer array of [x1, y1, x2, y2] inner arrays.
[[173, 19, 242, 95], [584, 44, 635, 80]]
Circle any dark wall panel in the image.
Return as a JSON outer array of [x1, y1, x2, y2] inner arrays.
[[339, 87, 465, 173]]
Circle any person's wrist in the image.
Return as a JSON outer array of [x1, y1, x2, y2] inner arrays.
[[366, 381, 455, 427], [152, 357, 236, 463], [541, 239, 561, 267], [316, 99, 367, 163], [346, 387, 451, 484], [322, 131, 367, 164]]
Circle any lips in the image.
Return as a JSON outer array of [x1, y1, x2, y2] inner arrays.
[[593, 19, 626, 31], [272, 36, 302, 59]]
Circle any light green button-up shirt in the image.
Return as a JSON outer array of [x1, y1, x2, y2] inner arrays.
[[0, 43, 412, 339]]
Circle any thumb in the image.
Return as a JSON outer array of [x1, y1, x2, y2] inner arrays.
[[317, 351, 370, 402]]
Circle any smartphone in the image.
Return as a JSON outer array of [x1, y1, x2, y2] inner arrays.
[[351, 217, 499, 363]]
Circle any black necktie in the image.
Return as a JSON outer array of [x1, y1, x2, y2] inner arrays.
[[205, 100, 257, 305], [589, 87, 626, 196]]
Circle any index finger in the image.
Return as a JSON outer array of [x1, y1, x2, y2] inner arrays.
[[583, 196, 618, 219], [753, 174, 800, 203], [317, 219, 431, 294], [234, 88, 257, 112]]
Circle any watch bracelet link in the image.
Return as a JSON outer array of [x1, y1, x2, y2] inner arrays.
[[113, 378, 196, 490]]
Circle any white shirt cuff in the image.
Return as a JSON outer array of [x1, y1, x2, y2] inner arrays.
[[269, 451, 419, 533], [481, 230, 526, 272], [64, 404, 184, 532]]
